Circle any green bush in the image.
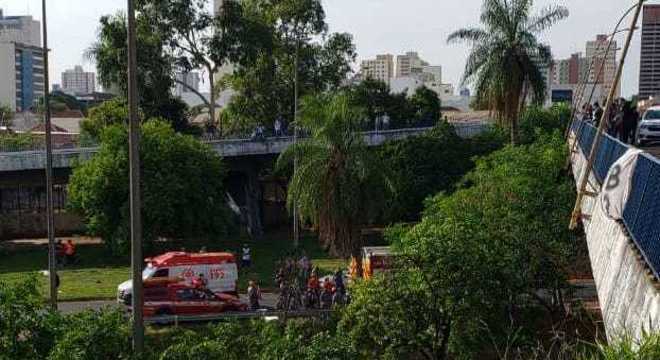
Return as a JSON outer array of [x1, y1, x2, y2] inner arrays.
[[518, 103, 571, 144], [48, 309, 131, 360], [378, 121, 505, 223], [0, 277, 61, 359], [68, 119, 235, 255]]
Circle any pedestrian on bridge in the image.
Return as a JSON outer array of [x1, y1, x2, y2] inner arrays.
[[274, 116, 283, 137], [593, 102, 603, 127]]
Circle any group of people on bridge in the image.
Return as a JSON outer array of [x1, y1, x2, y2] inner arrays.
[[580, 99, 639, 145]]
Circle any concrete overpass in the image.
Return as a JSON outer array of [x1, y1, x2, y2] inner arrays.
[[0, 125, 485, 172], [0, 124, 487, 240]]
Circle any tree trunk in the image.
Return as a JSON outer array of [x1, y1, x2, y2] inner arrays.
[[507, 82, 522, 145], [208, 69, 218, 136], [439, 317, 451, 360]]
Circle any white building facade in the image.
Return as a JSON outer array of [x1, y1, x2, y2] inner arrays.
[[360, 54, 394, 84], [0, 10, 40, 47], [174, 71, 201, 97], [61, 65, 96, 95], [0, 10, 44, 112], [586, 35, 619, 98]]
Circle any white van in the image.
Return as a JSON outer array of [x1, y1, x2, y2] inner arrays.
[[117, 251, 239, 304]]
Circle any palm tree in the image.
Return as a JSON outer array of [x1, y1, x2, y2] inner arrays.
[[448, 0, 568, 144], [277, 92, 390, 258]]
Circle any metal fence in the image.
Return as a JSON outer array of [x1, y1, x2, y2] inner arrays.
[[572, 119, 660, 280]]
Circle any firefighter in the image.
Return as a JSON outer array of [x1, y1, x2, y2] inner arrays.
[[248, 280, 261, 311], [63, 240, 76, 265]]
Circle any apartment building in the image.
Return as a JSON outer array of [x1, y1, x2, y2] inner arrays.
[[360, 54, 394, 83], [639, 5, 660, 99]]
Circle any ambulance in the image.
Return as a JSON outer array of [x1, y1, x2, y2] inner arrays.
[[117, 251, 239, 305]]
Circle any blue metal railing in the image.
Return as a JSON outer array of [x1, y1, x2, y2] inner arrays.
[[572, 120, 660, 280]]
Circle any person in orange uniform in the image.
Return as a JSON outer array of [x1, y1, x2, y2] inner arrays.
[[63, 240, 76, 265]]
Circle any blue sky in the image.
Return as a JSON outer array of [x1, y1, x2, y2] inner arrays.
[[0, 0, 654, 97]]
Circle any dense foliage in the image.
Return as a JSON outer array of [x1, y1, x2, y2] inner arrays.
[[0, 103, 14, 127], [342, 128, 577, 358], [68, 120, 234, 255], [88, 13, 189, 131], [79, 98, 130, 142], [518, 102, 571, 144], [378, 121, 505, 223], [277, 92, 390, 257], [448, 0, 568, 143], [223, 0, 357, 135], [348, 78, 441, 129], [0, 132, 43, 151]]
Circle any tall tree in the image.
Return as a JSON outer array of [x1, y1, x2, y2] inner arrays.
[[447, 0, 568, 144], [68, 120, 234, 255], [139, 0, 270, 134], [410, 85, 441, 126], [224, 0, 356, 133], [88, 13, 189, 131], [276, 93, 390, 257]]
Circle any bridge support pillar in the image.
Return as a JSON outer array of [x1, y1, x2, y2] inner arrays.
[[244, 166, 263, 240]]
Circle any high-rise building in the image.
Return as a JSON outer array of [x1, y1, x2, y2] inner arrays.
[[586, 34, 619, 97], [360, 54, 394, 84], [61, 65, 96, 95], [0, 9, 40, 47], [420, 65, 442, 83], [0, 10, 44, 112], [395, 51, 429, 78], [0, 42, 45, 111], [551, 53, 587, 86], [639, 5, 660, 100], [174, 71, 201, 97]]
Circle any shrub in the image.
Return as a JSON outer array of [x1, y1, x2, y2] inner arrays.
[[48, 309, 131, 360], [0, 277, 61, 359]]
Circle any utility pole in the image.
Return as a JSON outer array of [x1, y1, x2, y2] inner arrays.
[[127, 0, 144, 353], [42, 0, 57, 311], [292, 39, 300, 248], [570, 0, 645, 229]]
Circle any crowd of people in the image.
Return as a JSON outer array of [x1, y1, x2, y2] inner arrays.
[[274, 252, 347, 311], [580, 98, 640, 145]]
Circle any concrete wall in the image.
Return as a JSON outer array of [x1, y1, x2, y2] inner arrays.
[[0, 211, 83, 240], [571, 136, 660, 341]]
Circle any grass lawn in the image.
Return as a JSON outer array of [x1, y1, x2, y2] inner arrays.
[[0, 230, 345, 301]]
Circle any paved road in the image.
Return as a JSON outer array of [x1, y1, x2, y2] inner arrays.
[[58, 293, 279, 314]]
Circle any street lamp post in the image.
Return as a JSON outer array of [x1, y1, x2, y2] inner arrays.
[[127, 0, 144, 353], [41, 0, 57, 311]]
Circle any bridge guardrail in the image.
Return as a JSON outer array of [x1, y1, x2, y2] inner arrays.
[[0, 123, 490, 157], [571, 120, 660, 280], [143, 309, 334, 325]]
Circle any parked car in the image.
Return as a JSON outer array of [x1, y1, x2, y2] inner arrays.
[[117, 251, 239, 305], [636, 106, 660, 146], [140, 282, 247, 318]]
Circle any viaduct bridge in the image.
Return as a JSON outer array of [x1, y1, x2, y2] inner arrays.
[[0, 124, 486, 240], [569, 120, 660, 342]]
